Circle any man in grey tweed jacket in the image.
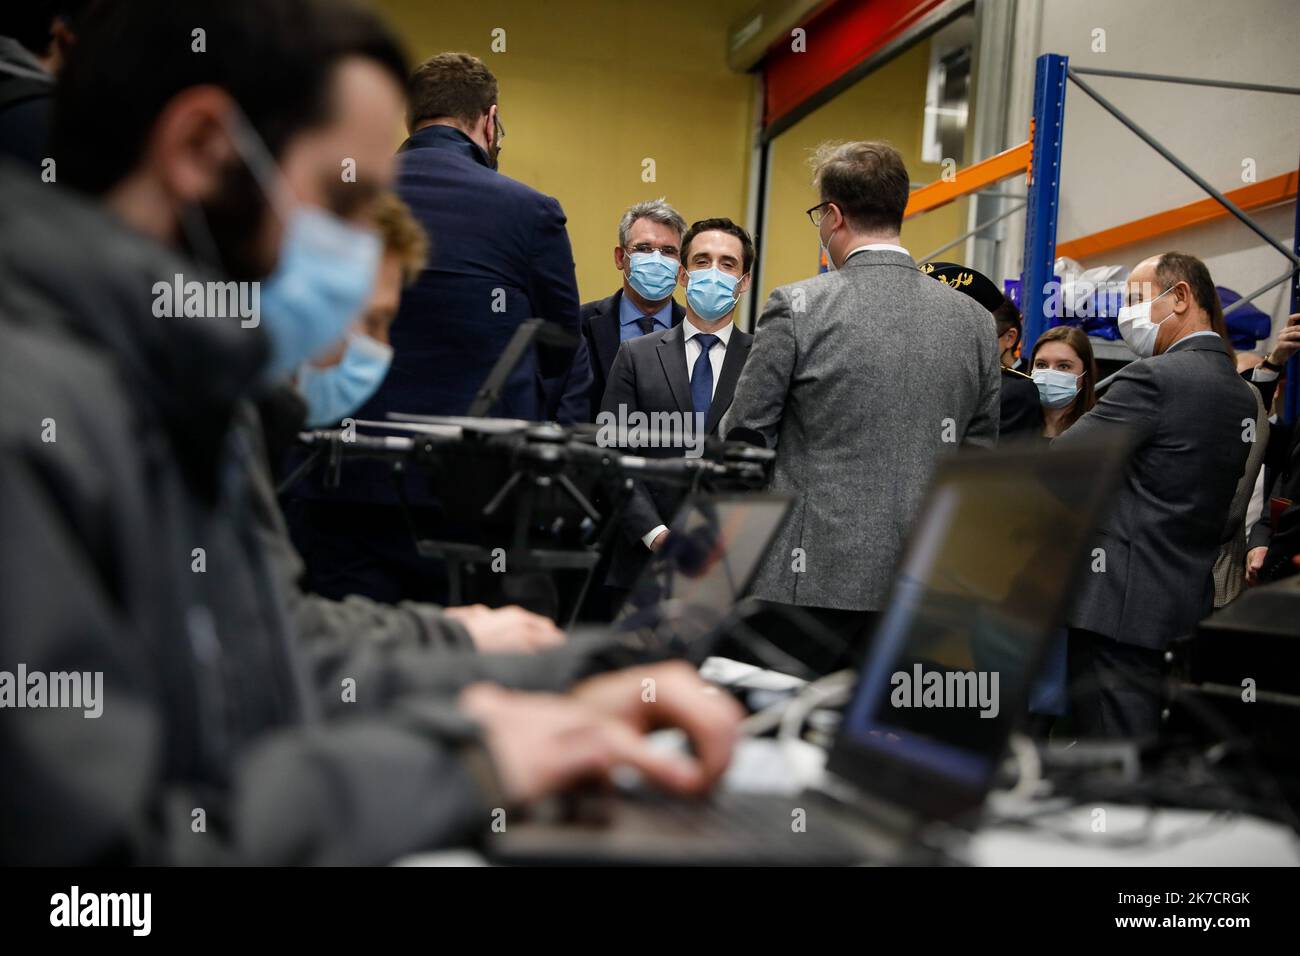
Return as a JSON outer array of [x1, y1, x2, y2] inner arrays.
[[722, 142, 1000, 671]]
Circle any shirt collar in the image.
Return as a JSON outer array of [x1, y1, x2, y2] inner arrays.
[[618, 292, 674, 329], [683, 315, 733, 346], [1179, 330, 1221, 342], [845, 242, 910, 260]]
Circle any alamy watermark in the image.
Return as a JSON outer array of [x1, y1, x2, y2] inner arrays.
[[595, 404, 707, 459], [152, 273, 259, 328], [890, 664, 1000, 719], [50, 886, 151, 936], [0, 664, 103, 718]]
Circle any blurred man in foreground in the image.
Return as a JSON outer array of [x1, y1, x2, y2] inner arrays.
[[0, 0, 738, 866]]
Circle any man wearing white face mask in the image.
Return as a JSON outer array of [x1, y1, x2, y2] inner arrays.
[[1054, 252, 1257, 739]]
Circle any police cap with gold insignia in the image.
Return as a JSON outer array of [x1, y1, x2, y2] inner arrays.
[[919, 261, 1005, 313]]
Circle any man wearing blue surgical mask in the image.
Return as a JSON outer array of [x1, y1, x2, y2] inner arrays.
[[0, 0, 430, 863], [1, 0, 742, 867], [577, 199, 689, 423], [598, 218, 755, 604]]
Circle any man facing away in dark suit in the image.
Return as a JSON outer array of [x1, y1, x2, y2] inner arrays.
[[356, 51, 580, 425], [292, 52, 580, 612], [1055, 252, 1257, 739], [576, 198, 689, 422], [598, 218, 756, 604]]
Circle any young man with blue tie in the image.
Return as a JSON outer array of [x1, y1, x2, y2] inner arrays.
[[598, 218, 755, 603]]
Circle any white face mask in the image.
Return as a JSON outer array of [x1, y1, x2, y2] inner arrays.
[[1116, 284, 1175, 358], [818, 217, 838, 272]]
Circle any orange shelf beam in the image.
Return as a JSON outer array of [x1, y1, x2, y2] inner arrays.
[[1056, 170, 1298, 261], [904, 141, 1031, 219]]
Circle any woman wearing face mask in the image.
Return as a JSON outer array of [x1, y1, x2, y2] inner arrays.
[[1030, 325, 1097, 439], [1024, 325, 1097, 736]]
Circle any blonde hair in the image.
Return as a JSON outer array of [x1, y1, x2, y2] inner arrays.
[[373, 191, 428, 286]]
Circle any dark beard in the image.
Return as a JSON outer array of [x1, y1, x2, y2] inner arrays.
[[178, 161, 276, 281]]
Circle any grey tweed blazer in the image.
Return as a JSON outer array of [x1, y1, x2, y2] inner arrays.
[[721, 249, 1001, 611]]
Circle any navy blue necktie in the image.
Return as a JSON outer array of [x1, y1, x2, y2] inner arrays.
[[635, 315, 656, 336], [690, 334, 720, 418]]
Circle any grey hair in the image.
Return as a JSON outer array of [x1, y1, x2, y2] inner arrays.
[[617, 198, 687, 248]]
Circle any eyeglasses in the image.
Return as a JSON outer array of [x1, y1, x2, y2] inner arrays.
[[494, 114, 504, 144], [625, 243, 681, 258], [806, 201, 832, 227]]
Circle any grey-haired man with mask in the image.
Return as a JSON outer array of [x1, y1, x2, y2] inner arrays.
[[577, 198, 689, 422]]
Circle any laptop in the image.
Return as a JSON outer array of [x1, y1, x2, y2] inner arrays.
[[485, 439, 1130, 865], [569, 493, 793, 659]]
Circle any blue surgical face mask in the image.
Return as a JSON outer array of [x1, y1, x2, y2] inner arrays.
[[257, 208, 379, 379], [218, 109, 382, 381], [258, 207, 381, 380], [1031, 367, 1082, 409], [686, 267, 741, 321], [626, 250, 680, 301], [297, 331, 394, 427]]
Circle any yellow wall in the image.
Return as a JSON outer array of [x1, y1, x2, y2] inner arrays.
[[760, 37, 969, 303], [375, 0, 757, 305]]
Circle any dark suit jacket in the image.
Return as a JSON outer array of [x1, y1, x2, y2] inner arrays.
[[581, 288, 685, 423], [356, 125, 579, 426], [599, 320, 752, 588], [1249, 420, 1300, 580], [1055, 334, 1257, 649], [1000, 367, 1044, 441], [543, 334, 594, 424]]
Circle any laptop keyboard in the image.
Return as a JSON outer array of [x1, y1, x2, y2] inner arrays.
[[554, 790, 869, 863]]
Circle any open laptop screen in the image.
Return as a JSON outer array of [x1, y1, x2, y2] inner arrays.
[[830, 442, 1126, 814], [621, 494, 792, 630]]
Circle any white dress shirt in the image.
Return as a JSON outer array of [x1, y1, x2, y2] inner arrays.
[[642, 317, 735, 550], [682, 315, 733, 399], [844, 242, 910, 261]]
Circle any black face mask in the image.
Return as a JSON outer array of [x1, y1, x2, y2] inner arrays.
[[178, 160, 275, 281], [487, 113, 502, 170]]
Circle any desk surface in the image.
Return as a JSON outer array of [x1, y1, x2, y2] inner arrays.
[[397, 738, 1300, 866]]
